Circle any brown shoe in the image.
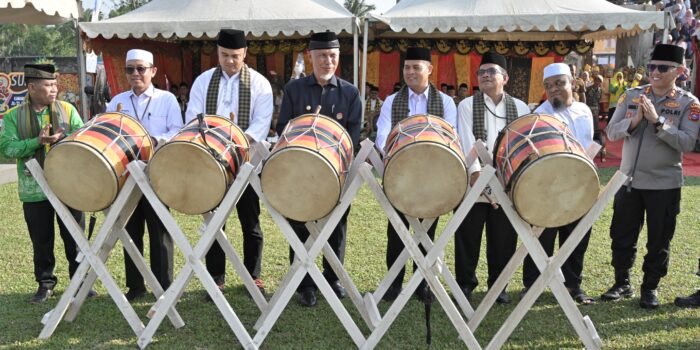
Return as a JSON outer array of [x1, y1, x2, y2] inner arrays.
[[254, 278, 265, 294]]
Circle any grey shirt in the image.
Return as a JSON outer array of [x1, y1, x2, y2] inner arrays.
[[606, 85, 700, 189]]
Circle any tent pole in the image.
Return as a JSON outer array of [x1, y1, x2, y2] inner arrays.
[[360, 17, 369, 131], [75, 17, 89, 121], [353, 17, 359, 87]]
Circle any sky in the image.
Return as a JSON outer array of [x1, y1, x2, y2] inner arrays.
[[82, 0, 398, 17]]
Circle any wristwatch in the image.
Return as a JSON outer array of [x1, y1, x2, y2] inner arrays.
[[654, 116, 666, 127]]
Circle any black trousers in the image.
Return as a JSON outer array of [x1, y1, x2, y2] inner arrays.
[[609, 187, 681, 290], [23, 200, 83, 288], [386, 213, 438, 289], [454, 203, 516, 290], [124, 198, 173, 291], [289, 208, 350, 291], [522, 220, 592, 289], [206, 185, 264, 283]]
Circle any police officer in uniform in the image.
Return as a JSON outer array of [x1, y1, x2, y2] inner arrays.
[[277, 31, 362, 307], [603, 44, 700, 309], [375, 47, 459, 302]]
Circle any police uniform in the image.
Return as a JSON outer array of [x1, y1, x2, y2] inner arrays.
[[186, 30, 273, 289], [107, 49, 183, 297], [604, 44, 700, 307], [276, 32, 361, 303]]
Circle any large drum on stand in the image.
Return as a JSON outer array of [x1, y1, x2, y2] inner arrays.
[[383, 114, 468, 218], [261, 113, 353, 222], [493, 113, 599, 227], [44, 112, 154, 212], [148, 115, 250, 215]]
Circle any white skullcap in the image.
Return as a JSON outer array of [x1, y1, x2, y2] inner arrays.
[[543, 63, 572, 80], [126, 49, 153, 64]]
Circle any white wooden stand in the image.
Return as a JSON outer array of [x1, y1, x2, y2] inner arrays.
[[470, 142, 627, 350], [25, 160, 184, 340], [132, 160, 260, 349], [357, 143, 492, 350]]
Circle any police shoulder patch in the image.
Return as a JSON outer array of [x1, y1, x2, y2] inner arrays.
[[688, 102, 700, 122]]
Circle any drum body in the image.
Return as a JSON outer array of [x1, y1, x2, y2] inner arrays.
[[383, 114, 467, 218], [148, 115, 249, 215], [493, 113, 599, 227], [261, 114, 353, 222], [44, 112, 153, 212]]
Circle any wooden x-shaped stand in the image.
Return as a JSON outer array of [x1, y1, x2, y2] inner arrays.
[[469, 142, 627, 350], [357, 142, 494, 349], [26, 160, 184, 340]]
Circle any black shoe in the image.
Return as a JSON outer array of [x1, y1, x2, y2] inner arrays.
[[496, 290, 511, 304], [460, 287, 473, 301], [674, 290, 700, 308], [383, 285, 401, 302], [640, 289, 659, 309], [87, 289, 98, 298], [601, 283, 634, 301], [330, 280, 346, 299], [125, 287, 147, 301], [519, 287, 529, 300], [414, 283, 432, 303], [299, 287, 317, 307], [30, 286, 54, 304], [204, 281, 225, 302]]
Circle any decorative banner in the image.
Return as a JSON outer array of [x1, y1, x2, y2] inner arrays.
[[504, 57, 531, 103], [438, 52, 456, 90], [529, 56, 555, 104], [362, 39, 593, 56], [430, 52, 440, 87], [454, 53, 471, 92], [366, 50, 380, 87], [0, 72, 81, 116], [378, 50, 400, 99]]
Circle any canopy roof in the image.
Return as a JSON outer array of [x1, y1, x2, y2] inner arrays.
[[0, 0, 80, 24], [372, 0, 666, 41], [80, 0, 357, 40]]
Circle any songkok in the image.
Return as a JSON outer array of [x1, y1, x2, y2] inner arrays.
[[217, 29, 247, 49], [480, 52, 507, 70], [405, 47, 431, 62], [24, 64, 56, 80], [126, 49, 153, 64], [309, 31, 340, 50], [650, 44, 685, 65], [543, 63, 572, 80]]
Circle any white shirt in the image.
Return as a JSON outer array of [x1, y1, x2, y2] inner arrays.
[[106, 84, 183, 144], [457, 93, 531, 175], [535, 100, 594, 150], [186, 66, 273, 142], [376, 87, 457, 154]]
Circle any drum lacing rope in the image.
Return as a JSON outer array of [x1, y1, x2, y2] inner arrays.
[[91, 115, 150, 178], [195, 113, 232, 170]]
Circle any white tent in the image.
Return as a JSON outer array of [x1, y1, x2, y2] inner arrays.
[[371, 0, 666, 41], [79, 0, 356, 39], [0, 0, 79, 25]]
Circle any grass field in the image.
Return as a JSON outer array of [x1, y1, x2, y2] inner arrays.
[[0, 168, 698, 349]]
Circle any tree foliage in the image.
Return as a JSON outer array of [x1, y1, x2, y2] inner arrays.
[[343, 0, 376, 17]]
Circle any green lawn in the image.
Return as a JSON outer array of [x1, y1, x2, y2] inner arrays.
[[0, 167, 698, 349]]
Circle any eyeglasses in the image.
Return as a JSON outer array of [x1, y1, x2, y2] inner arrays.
[[543, 79, 569, 90], [477, 67, 503, 76], [125, 66, 153, 74], [646, 64, 677, 73]]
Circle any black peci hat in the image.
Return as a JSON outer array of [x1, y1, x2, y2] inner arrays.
[[24, 64, 57, 80], [217, 29, 247, 49], [309, 31, 340, 50], [405, 47, 431, 62], [650, 44, 685, 65]]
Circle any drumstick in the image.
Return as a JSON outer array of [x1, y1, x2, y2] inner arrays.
[[116, 102, 123, 112], [483, 191, 499, 210], [314, 105, 322, 117], [229, 111, 236, 121]]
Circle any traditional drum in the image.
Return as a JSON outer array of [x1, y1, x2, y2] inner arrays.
[[383, 114, 468, 218], [44, 112, 153, 212], [493, 113, 599, 228], [261, 113, 353, 222], [148, 114, 249, 215]]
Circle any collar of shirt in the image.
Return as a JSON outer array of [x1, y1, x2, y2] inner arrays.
[[408, 86, 430, 101], [129, 84, 155, 99], [644, 85, 680, 100], [221, 70, 241, 106], [307, 74, 339, 88]]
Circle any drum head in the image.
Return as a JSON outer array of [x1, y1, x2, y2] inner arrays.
[[261, 147, 341, 222], [511, 154, 599, 227], [384, 143, 468, 218], [44, 142, 118, 212], [148, 141, 228, 215]]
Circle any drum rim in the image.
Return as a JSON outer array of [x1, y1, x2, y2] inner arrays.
[[45, 141, 120, 212], [283, 113, 354, 156], [261, 146, 341, 221]]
